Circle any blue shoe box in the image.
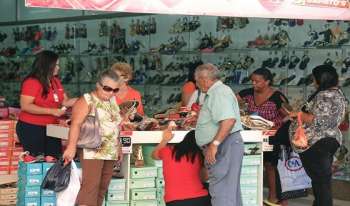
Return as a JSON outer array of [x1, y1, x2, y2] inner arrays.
[[17, 186, 41, 198], [19, 161, 43, 176], [41, 196, 56, 206], [41, 189, 55, 197], [42, 163, 55, 176]]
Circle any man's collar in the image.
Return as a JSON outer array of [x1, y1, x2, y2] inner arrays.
[[207, 80, 223, 96]]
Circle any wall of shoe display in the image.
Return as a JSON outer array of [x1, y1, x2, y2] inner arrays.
[[0, 11, 350, 182]]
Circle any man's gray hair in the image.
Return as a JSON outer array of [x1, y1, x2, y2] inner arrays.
[[195, 63, 221, 80], [97, 69, 120, 83]]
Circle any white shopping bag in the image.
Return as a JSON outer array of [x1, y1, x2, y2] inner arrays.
[[277, 147, 312, 193], [56, 160, 81, 206]]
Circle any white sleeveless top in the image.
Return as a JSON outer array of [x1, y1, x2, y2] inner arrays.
[[83, 93, 122, 160]]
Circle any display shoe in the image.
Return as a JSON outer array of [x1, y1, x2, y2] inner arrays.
[[279, 75, 296, 85], [261, 58, 272, 68], [45, 156, 57, 163], [297, 77, 306, 86], [324, 58, 334, 66], [269, 57, 279, 68], [299, 55, 310, 70], [278, 55, 289, 68], [19, 152, 44, 163], [288, 56, 300, 69], [263, 199, 281, 206], [342, 78, 350, 87]]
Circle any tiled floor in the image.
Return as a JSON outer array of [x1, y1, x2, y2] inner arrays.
[[288, 195, 350, 206], [263, 189, 350, 206]]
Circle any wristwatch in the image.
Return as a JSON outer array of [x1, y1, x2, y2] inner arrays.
[[212, 140, 221, 146]]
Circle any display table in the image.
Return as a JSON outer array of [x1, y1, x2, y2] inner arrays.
[[47, 124, 265, 206]]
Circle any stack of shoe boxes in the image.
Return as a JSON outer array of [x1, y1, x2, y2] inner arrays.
[[129, 166, 158, 206], [240, 144, 261, 206], [0, 120, 22, 175], [105, 178, 128, 206], [155, 164, 165, 206], [17, 162, 56, 206]]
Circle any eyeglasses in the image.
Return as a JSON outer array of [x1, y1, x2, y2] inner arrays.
[[99, 82, 119, 93]]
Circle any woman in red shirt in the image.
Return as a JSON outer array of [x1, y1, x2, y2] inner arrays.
[[16, 50, 77, 160], [152, 130, 211, 206]]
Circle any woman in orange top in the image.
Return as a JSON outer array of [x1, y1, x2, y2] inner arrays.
[[111, 62, 144, 115], [181, 61, 202, 106]]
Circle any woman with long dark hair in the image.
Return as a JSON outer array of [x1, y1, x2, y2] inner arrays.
[[289, 64, 347, 206], [16, 50, 77, 161], [152, 130, 211, 206]]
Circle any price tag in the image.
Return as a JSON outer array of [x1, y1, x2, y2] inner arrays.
[[120, 136, 132, 154]]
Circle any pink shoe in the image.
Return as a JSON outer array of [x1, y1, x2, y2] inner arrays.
[[45, 155, 57, 163], [19, 152, 37, 163]]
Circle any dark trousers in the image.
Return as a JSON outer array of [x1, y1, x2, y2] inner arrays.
[[166, 195, 211, 206], [299, 137, 340, 206], [16, 120, 62, 158]]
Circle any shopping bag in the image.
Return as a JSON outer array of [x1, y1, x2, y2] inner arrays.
[[41, 158, 71, 192], [56, 160, 82, 206], [277, 147, 311, 199]]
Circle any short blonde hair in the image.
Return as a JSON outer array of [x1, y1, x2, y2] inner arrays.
[[111, 62, 133, 81]]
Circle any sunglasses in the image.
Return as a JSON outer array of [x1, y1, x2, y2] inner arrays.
[[99, 82, 119, 93]]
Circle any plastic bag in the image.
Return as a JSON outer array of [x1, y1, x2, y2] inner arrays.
[[57, 160, 81, 206], [41, 158, 71, 192], [292, 112, 308, 148], [277, 146, 311, 199]]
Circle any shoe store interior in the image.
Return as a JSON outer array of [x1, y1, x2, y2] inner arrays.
[[0, 0, 350, 206]]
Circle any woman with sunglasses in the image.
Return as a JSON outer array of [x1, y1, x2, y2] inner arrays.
[[111, 62, 144, 115], [16, 50, 77, 162], [63, 69, 123, 206]]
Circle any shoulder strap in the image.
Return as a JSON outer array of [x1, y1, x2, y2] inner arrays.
[[195, 90, 201, 104]]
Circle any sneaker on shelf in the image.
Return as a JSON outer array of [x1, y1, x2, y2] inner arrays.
[[45, 156, 57, 163]]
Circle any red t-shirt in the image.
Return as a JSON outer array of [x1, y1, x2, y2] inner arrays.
[[19, 77, 65, 126], [159, 146, 208, 203], [115, 86, 144, 115]]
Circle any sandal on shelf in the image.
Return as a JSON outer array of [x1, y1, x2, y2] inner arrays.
[[263, 199, 281, 206]]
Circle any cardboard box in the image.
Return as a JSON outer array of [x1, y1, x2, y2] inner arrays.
[[157, 167, 163, 178], [19, 162, 43, 176], [130, 167, 157, 179], [106, 190, 126, 201], [18, 186, 41, 198], [0, 120, 16, 130], [155, 178, 164, 188], [105, 200, 129, 206], [130, 178, 155, 189], [108, 178, 126, 191], [241, 165, 258, 176], [18, 175, 43, 187], [40, 196, 56, 206], [242, 155, 261, 166], [130, 200, 158, 206], [130, 188, 157, 200], [41, 189, 55, 197], [0, 165, 18, 175]]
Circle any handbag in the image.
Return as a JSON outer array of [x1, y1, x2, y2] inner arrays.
[[292, 112, 308, 148], [76, 94, 102, 149]]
